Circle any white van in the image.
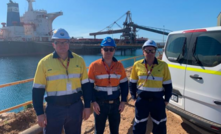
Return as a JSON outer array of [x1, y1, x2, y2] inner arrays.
[[162, 27, 221, 133]]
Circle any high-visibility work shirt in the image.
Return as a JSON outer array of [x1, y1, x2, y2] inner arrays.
[[32, 50, 91, 115], [88, 57, 128, 102], [129, 58, 172, 102]]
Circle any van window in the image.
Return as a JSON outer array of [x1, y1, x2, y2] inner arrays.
[[165, 34, 187, 63], [192, 32, 221, 67]]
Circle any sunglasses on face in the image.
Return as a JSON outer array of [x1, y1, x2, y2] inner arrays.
[[144, 49, 156, 54], [103, 47, 115, 52], [54, 41, 70, 46]]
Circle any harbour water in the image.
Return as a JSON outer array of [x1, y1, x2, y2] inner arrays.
[[0, 48, 162, 112]]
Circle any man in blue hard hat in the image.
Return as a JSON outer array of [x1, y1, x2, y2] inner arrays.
[[32, 28, 92, 134], [88, 37, 128, 134], [129, 39, 172, 134]]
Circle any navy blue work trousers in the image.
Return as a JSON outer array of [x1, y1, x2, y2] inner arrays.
[[133, 97, 167, 134], [94, 100, 120, 134], [43, 100, 83, 134]]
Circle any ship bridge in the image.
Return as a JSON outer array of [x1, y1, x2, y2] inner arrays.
[[20, 0, 63, 41], [0, 0, 63, 41]]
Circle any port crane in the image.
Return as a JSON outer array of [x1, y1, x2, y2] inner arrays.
[[89, 11, 172, 43]]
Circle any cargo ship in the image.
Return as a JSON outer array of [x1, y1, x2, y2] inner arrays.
[[0, 0, 63, 56], [0, 0, 148, 57]]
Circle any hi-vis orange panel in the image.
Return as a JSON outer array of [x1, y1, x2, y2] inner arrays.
[[88, 59, 127, 87]]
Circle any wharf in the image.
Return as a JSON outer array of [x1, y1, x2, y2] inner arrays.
[[0, 66, 211, 134]]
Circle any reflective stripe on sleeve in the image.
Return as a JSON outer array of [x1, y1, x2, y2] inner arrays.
[[89, 79, 95, 83], [33, 83, 45, 88], [138, 76, 163, 81], [163, 80, 172, 84], [94, 86, 119, 92], [120, 77, 128, 83], [138, 86, 163, 92], [130, 79, 138, 83], [81, 79, 89, 84], [95, 74, 121, 79], [46, 88, 82, 96]]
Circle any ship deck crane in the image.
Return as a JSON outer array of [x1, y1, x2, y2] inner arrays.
[[89, 11, 172, 44]]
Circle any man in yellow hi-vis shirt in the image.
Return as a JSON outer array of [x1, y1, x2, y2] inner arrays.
[[32, 28, 92, 134], [129, 40, 172, 134]]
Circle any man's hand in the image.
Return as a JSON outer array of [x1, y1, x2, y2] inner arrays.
[[165, 102, 168, 106], [92, 102, 100, 115], [37, 114, 47, 127], [82, 108, 91, 120], [119, 102, 126, 113], [132, 99, 136, 106]]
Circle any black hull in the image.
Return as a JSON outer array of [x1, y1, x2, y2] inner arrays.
[[0, 41, 54, 57], [0, 41, 102, 57], [0, 41, 144, 57]]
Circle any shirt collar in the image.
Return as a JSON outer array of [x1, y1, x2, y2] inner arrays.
[[102, 57, 118, 62], [53, 50, 74, 58], [142, 57, 158, 65]]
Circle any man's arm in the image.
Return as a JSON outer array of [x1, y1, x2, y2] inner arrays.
[[163, 63, 173, 102], [32, 61, 46, 116], [32, 87, 45, 115], [88, 63, 96, 102], [119, 63, 128, 102], [129, 64, 138, 100], [81, 59, 92, 108]]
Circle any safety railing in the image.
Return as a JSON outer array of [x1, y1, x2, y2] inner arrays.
[[0, 55, 144, 114]]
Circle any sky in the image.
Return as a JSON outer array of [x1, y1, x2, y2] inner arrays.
[[0, 0, 220, 42]]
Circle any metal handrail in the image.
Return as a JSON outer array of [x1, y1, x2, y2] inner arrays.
[[0, 55, 143, 114], [0, 78, 34, 88]]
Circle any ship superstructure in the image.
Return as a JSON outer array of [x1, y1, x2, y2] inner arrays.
[[0, 0, 62, 41]]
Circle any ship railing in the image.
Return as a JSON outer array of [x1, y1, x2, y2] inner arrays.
[[0, 55, 146, 114]]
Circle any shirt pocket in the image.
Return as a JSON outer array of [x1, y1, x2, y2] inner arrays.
[[69, 67, 81, 74], [113, 71, 122, 79], [46, 69, 61, 77], [68, 68, 81, 79], [152, 69, 163, 77], [138, 71, 147, 77]]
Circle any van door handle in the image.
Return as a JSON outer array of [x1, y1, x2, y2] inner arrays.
[[190, 75, 202, 80], [214, 101, 221, 105]]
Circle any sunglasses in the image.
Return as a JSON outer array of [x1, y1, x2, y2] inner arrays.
[[103, 47, 115, 52], [54, 40, 70, 46], [144, 49, 156, 54]]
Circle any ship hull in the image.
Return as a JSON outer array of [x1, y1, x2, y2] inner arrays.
[[0, 41, 146, 57], [0, 41, 54, 57], [0, 41, 102, 57]]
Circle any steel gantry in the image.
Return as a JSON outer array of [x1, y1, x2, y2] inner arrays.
[[89, 11, 172, 44]]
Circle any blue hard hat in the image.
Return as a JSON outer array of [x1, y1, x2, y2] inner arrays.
[[100, 37, 116, 47], [52, 28, 70, 40], [142, 39, 157, 49]]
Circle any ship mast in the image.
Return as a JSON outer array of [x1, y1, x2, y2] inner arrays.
[[27, 0, 35, 11]]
